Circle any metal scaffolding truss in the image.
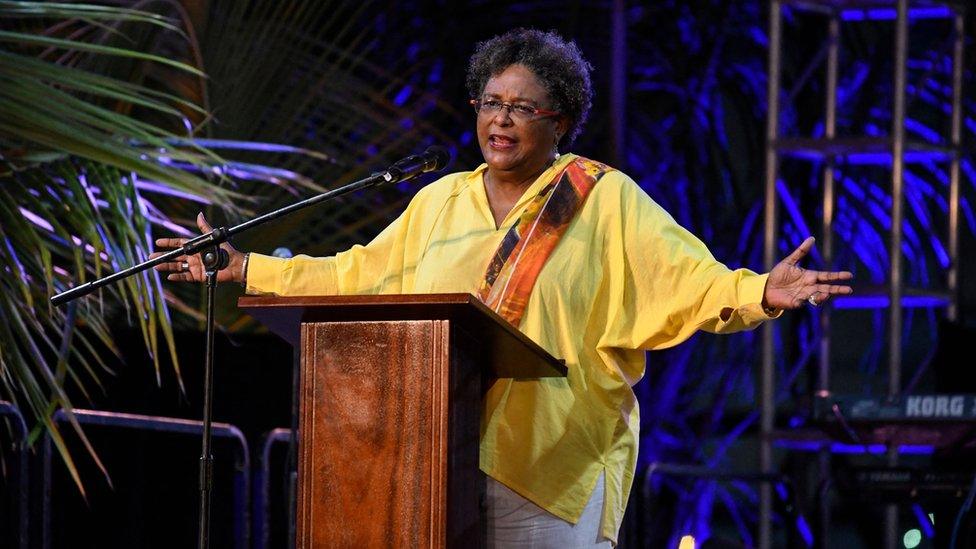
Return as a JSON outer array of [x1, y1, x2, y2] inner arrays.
[[760, 1, 967, 548]]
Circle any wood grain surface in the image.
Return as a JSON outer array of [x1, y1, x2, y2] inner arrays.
[[297, 319, 472, 548]]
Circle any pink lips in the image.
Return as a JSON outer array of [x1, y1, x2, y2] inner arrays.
[[488, 134, 517, 150]]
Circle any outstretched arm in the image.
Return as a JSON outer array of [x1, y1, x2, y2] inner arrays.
[[762, 236, 853, 310]]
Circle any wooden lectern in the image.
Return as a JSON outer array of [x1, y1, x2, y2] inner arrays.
[[239, 294, 565, 548]]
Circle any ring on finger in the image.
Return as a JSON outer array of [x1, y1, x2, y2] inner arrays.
[[180, 261, 189, 273], [807, 295, 819, 307]]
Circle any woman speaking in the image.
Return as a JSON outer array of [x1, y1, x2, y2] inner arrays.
[[154, 28, 852, 548]]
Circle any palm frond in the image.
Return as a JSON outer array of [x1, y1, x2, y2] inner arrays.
[[0, 1, 235, 493]]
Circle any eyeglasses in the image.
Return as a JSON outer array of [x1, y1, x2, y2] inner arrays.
[[470, 99, 560, 120]]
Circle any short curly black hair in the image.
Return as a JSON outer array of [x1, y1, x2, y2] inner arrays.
[[466, 28, 593, 146]]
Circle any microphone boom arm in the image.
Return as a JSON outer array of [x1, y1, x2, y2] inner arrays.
[[51, 147, 450, 307]]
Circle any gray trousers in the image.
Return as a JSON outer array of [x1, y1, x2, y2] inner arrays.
[[485, 472, 613, 548]]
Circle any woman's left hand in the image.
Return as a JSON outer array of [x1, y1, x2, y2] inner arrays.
[[150, 213, 246, 284], [763, 236, 853, 311]]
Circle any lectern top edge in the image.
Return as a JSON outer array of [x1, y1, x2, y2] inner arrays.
[[239, 292, 477, 309], [238, 293, 567, 378]]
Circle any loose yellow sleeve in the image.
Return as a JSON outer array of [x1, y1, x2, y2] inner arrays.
[[601, 174, 774, 351], [244, 205, 414, 296]]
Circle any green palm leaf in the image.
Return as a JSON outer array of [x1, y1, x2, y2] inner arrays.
[[0, 1, 239, 495]]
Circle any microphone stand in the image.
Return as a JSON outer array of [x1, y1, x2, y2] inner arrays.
[[198, 247, 226, 549], [51, 159, 441, 549]]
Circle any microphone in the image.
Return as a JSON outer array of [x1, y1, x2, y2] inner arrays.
[[382, 146, 452, 184], [272, 247, 293, 259]]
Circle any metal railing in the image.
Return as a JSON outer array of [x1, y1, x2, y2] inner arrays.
[[39, 409, 250, 549], [0, 401, 28, 549], [253, 428, 295, 549]]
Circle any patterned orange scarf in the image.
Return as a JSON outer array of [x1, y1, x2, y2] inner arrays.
[[478, 156, 613, 327]]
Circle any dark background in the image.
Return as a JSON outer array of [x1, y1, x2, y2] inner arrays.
[[3, 1, 976, 547]]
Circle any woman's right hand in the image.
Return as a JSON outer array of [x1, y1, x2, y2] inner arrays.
[[151, 213, 247, 284]]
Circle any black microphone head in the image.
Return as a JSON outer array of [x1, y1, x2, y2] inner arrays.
[[423, 145, 451, 172]]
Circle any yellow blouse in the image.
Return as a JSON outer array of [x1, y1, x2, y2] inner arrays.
[[245, 153, 773, 543]]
